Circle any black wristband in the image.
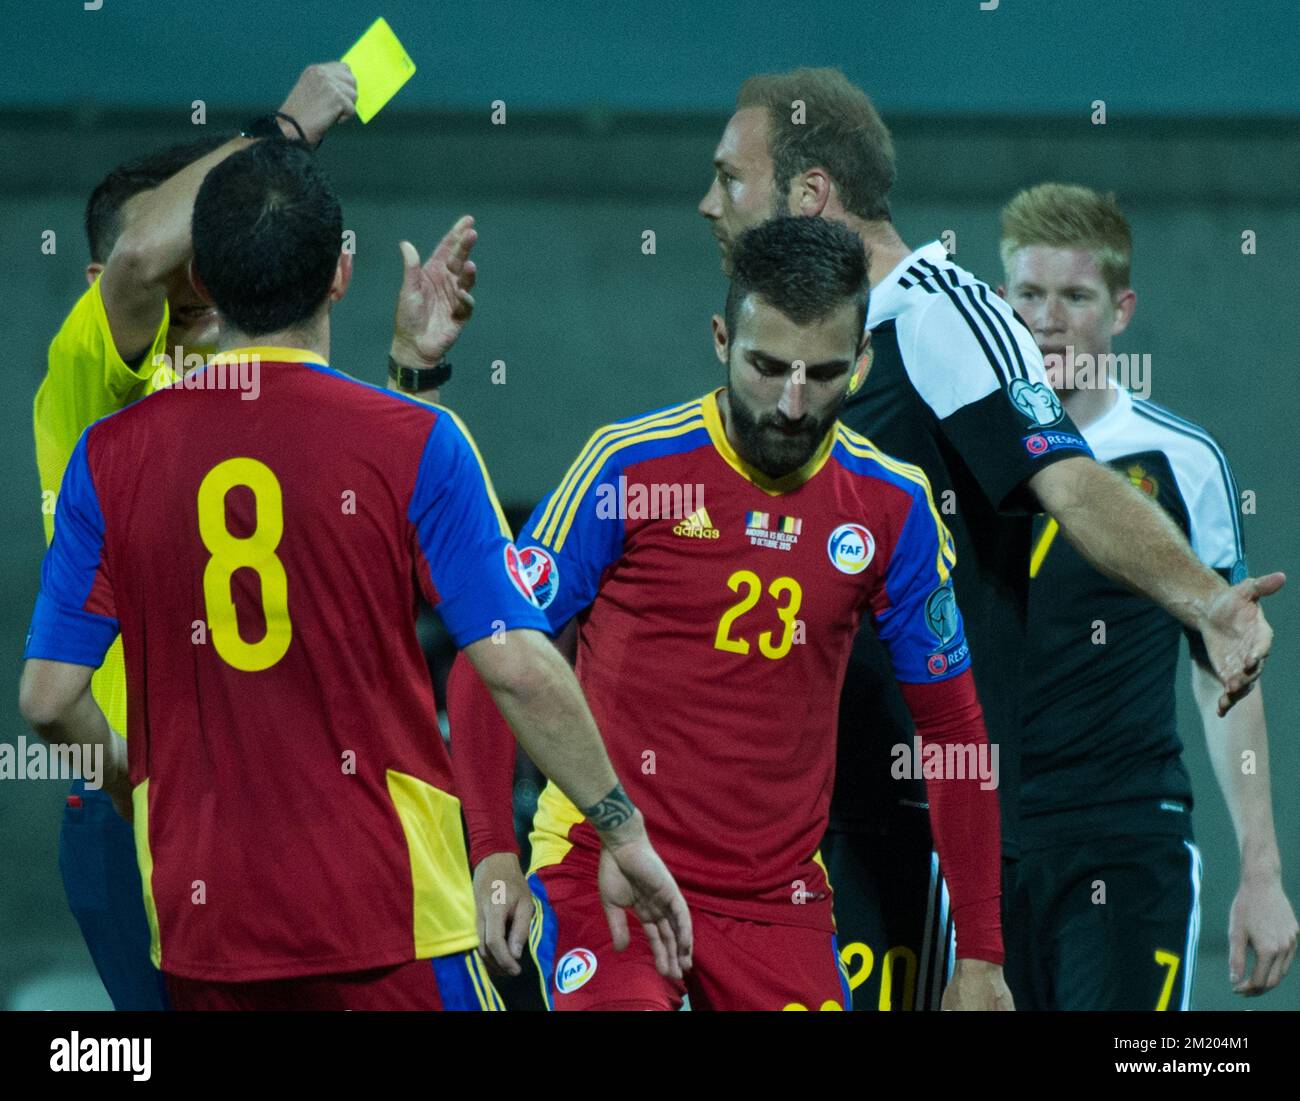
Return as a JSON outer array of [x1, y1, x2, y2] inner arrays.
[[389, 356, 452, 391], [240, 112, 315, 147], [274, 112, 310, 145]]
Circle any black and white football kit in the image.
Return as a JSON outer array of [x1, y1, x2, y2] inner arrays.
[[829, 242, 1092, 1009], [1005, 388, 1243, 1010]]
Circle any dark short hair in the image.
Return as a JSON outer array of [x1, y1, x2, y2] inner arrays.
[[85, 135, 232, 263], [192, 138, 342, 336], [724, 215, 869, 340], [737, 67, 896, 223]]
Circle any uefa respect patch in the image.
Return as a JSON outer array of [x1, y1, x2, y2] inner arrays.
[[1023, 430, 1091, 458], [926, 638, 970, 678]]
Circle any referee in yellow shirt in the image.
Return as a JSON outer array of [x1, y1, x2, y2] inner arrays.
[[36, 62, 356, 1008]]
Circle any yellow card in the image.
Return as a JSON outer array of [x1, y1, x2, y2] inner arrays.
[[341, 17, 416, 123]]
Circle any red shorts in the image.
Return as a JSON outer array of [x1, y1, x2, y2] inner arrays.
[[528, 866, 850, 1011], [164, 951, 504, 1011]]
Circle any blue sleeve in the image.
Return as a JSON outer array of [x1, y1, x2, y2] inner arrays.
[[410, 411, 550, 647], [512, 434, 627, 633], [24, 431, 120, 666], [871, 485, 970, 683]]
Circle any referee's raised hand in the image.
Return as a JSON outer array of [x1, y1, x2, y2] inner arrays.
[[1201, 571, 1286, 716], [278, 62, 358, 146]]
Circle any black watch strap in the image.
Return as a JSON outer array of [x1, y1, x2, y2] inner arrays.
[[241, 112, 313, 146], [389, 356, 452, 391]]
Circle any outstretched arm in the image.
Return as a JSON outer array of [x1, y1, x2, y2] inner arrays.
[[1032, 456, 1283, 714]]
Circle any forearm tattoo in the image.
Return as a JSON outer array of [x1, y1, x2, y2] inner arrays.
[[582, 783, 634, 831]]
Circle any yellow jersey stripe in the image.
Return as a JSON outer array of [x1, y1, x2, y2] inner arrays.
[[835, 427, 954, 585], [533, 399, 702, 540], [702, 390, 835, 495], [535, 402, 704, 545], [836, 424, 931, 486], [472, 953, 503, 1011], [463, 953, 489, 1010], [436, 405, 511, 538], [208, 345, 327, 366], [529, 896, 553, 1010], [1029, 517, 1060, 579], [547, 418, 708, 552], [476, 955, 506, 1010], [528, 781, 585, 875], [133, 779, 163, 969]]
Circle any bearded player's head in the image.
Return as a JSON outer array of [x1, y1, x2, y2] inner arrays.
[[191, 138, 350, 348], [713, 216, 869, 480], [85, 135, 230, 351], [699, 67, 895, 273]]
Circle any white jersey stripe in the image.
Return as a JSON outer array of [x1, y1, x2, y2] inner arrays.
[[1083, 389, 1243, 572], [1132, 401, 1244, 560], [977, 282, 1032, 377], [917, 850, 940, 1010], [1181, 840, 1203, 1010], [916, 258, 1023, 386]]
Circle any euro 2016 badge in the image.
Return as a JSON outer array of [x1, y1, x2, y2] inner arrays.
[[503, 544, 539, 605], [517, 546, 559, 609], [828, 523, 875, 575], [555, 948, 598, 994]]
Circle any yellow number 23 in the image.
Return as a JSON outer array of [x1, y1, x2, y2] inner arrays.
[[714, 569, 803, 660]]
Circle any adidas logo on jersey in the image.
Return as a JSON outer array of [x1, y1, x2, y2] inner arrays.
[[672, 508, 720, 539]]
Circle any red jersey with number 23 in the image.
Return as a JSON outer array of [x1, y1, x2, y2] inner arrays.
[[512, 390, 968, 931]]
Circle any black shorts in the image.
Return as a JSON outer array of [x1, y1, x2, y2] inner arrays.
[[822, 827, 954, 1010], [1003, 832, 1202, 1010]]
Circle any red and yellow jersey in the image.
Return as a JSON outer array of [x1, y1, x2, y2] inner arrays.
[[25, 349, 549, 981], [34, 275, 172, 736], [517, 390, 965, 930]]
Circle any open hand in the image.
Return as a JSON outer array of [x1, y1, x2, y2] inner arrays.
[[391, 215, 478, 368]]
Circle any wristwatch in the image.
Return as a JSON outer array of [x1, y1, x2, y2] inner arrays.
[[389, 356, 452, 391]]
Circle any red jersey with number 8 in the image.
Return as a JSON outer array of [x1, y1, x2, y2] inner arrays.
[[24, 348, 549, 981]]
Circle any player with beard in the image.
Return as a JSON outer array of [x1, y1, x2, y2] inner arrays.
[[697, 67, 1281, 1010], [448, 216, 1011, 1010]]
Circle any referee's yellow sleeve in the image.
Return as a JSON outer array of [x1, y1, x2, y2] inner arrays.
[[35, 273, 171, 542], [33, 274, 170, 738]]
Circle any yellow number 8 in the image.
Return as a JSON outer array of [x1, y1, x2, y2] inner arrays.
[[197, 457, 292, 671]]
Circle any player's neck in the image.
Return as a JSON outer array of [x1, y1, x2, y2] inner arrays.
[[853, 220, 911, 289], [1060, 379, 1121, 430], [217, 320, 330, 362]]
